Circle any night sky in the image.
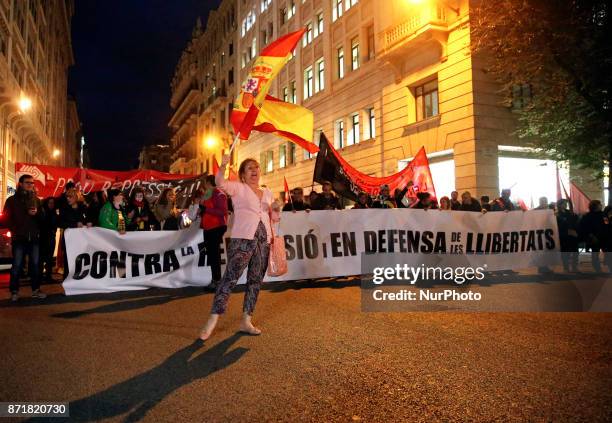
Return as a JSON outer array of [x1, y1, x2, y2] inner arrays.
[[68, 0, 221, 170]]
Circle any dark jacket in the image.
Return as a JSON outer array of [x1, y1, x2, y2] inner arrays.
[[394, 185, 410, 208], [86, 202, 103, 227], [282, 200, 309, 211], [60, 204, 90, 229], [450, 200, 461, 210], [579, 211, 606, 248], [459, 200, 482, 212], [1, 188, 42, 242], [312, 194, 342, 210], [491, 197, 515, 211], [413, 201, 438, 210], [557, 210, 579, 251], [127, 201, 153, 231]]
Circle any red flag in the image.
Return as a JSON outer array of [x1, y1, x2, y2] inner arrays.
[[570, 182, 591, 214], [229, 168, 239, 181], [283, 176, 290, 204], [212, 156, 220, 175], [313, 133, 436, 201]]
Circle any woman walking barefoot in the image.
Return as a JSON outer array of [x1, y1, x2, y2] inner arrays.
[[199, 154, 280, 340]]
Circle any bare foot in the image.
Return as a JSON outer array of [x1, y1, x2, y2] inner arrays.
[[239, 313, 262, 336], [199, 314, 219, 340]]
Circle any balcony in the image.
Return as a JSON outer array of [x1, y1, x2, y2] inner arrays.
[[378, 4, 451, 80]]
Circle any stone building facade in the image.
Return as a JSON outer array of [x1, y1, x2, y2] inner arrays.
[[138, 144, 172, 172], [0, 0, 78, 205], [170, 0, 601, 204]]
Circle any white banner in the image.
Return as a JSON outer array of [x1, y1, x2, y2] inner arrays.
[[63, 209, 560, 295]]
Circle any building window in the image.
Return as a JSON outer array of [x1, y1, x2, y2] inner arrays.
[[261, 0, 272, 12], [228, 68, 234, 85], [251, 37, 257, 58], [280, 144, 287, 168], [415, 79, 439, 121], [351, 37, 360, 70], [287, 142, 296, 165], [511, 84, 532, 110], [303, 22, 313, 47], [332, 0, 343, 22], [337, 47, 345, 79], [366, 107, 375, 139], [346, 0, 358, 10], [261, 150, 274, 173], [229, 42, 234, 56], [304, 66, 313, 99], [283, 86, 289, 102], [348, 113, 360, 145], [366, 25, 375, 60], [315, 12, 324, 37], [241, 10, 256, 37], [281, 8, 287, 24], [335, 119, 345, 149], [315, 58, 325, 92], [305, 129, 322, 159], [291, 80, 297, 103], [288, 0, 296, 18]]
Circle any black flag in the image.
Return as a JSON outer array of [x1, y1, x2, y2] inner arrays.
[[312, 132, 361, 201]]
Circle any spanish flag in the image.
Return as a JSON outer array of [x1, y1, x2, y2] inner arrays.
[[231, 28, 319, 154]]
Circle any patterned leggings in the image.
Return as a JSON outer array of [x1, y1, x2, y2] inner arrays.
[[211, 221, 270, 315]]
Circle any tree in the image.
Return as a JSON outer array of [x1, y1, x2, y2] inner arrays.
[[471, 0, 612, 204]]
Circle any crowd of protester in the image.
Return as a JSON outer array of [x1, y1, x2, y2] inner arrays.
[[282, 181, 612, 275], [2, 173, 611, 302]]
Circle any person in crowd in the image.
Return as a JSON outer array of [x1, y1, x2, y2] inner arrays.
[[491, 189, 515, 211], [59, 188, 92, 279], [579, 199, 606, 272], [283, 187, 309, 211], [187, 188, 206, 222], [450, 191, 461, 210], [603, 205, 612, 271], [126, 187, 152, 231], [393, 181, 413, 208], [459, 191, 482, 212], [312, 181, 343, 210], [151, 187, 180, 230], [352, 192, 370, 209], [200, 175, 229, 288], [480, 195, 491, 212], [439, 196, 451, 211], [99, 189, 132, 234], [56, 181, 76, 211], [307, 190, 318, 209], [2, 174, 46, 302], [413, 192, 438, 210], [372, 184, 396, 208], [85, 191, 106, 226], [199, 155, 280, 340], [556, 199, 579, 272], [535, 197, 549, 210], [39, 197, 59, 283]]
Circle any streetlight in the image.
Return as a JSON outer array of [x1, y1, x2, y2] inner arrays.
[[204, 136, 218, 150], [18, 94, 32, 113], [52, 149, 60, 159]]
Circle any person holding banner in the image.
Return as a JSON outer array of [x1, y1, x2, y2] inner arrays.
[[200, 175, 228, 287], [199, 155, 280, 340], [99, 189, 131, 234]]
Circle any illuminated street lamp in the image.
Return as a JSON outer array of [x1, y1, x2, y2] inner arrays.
[[204, 136, 218, 150], [18, 94, 32, 113], [53, 149, 61, 159]]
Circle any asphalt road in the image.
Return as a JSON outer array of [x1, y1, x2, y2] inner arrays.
[[1, 277, 611, 422]]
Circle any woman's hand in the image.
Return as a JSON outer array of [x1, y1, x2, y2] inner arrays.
[[220, 154, 231, 168]]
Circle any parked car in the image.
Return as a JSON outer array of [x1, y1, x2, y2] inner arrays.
[[0, 222, 12, 271]]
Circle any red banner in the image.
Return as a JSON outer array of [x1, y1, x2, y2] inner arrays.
[[313, 133, 436, 201], [15, 163, 197, 199]]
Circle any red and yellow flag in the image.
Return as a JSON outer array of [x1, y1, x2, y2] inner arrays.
[[232, 28, 306, 140]]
